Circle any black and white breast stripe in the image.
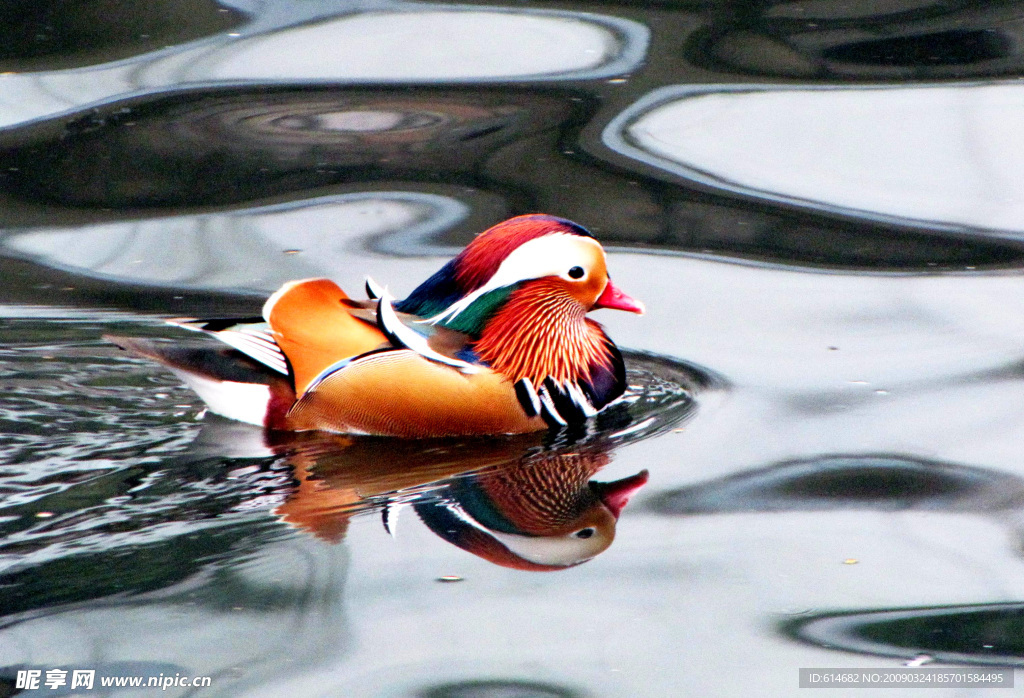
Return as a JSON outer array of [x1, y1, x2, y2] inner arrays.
[[514, 376, 599, 428]]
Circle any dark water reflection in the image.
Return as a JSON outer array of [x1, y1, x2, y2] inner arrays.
[[685, 0, 1024, 80], [4, 0, 1024, 694], [0, 89, 580, 210], [649, 455, 1024, 668], [4, 83, 1024, 272], [0, 0, 245, 71], [647, 455, 1024, 514], [787, 603, 1024, 666]]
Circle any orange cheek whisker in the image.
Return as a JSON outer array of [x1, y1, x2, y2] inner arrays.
[[473, 280, 613, 388]]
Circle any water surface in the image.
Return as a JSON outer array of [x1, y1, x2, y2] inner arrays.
[[4, 1, 1024, 696]]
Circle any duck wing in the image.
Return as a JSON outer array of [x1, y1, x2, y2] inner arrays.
[[372, 286, 481, 373], [168, 316, 289, 375], [261, 278, 389, 394]]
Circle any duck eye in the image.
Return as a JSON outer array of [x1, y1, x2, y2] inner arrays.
[[568, 266, 585, 279], [574, 527, 595, 539]]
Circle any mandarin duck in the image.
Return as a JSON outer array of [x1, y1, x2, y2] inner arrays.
[[413, 454, 649, 571], [272, 432, 553, 543], [111, 214, 644, 437], [267, 431, 648, 570]]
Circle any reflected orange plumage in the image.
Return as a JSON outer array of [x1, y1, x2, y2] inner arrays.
[[263, 430, 648, 571]]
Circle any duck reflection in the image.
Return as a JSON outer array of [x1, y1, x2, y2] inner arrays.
[[271, 432, 648, 571], [413, 453, 648, 571]]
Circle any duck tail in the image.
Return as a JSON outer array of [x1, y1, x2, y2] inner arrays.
[[106, 335, 295, 428]]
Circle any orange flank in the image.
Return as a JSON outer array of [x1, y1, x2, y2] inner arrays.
[[286, 350, 546, 436]]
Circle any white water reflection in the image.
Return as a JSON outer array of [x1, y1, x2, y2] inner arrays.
[[1, 193, 466, 293], [604, 83, 1024, 234], [0, 4, 647, 129], [208, 12, 625, 81]]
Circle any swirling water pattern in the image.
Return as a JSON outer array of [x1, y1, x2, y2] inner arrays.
[[4, 1, 1024, 695]]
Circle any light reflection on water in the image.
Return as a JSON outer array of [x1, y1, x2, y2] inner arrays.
[[5, 0, 1024, 694], [0, 3, 647, 129], [1, 193, 468, 292], [605, 82, 1024, 234]]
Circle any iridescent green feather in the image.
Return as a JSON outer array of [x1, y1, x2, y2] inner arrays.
[[437, 286, 516, 337]]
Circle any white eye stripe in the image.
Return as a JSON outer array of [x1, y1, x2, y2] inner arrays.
[[488, 233, 602, 287], [428, 233, 604, 324], [444, 502, 604, 565], [490, 528, 606, 565]]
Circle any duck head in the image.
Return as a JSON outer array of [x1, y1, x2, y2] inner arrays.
[[396, 215, 644, 425], [415, 453, 649, 571], [398, 214, 644, 327]]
